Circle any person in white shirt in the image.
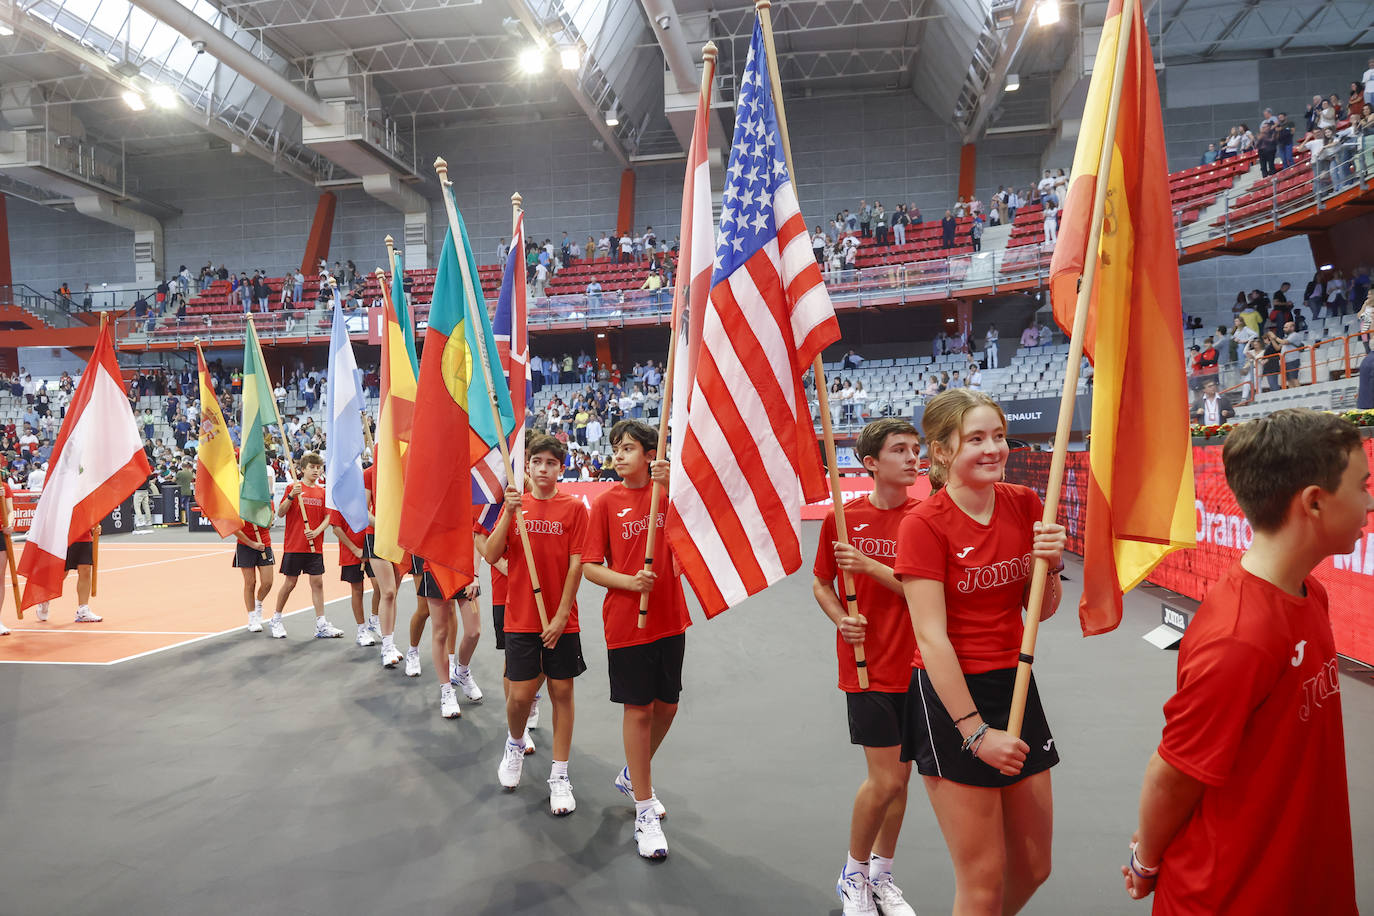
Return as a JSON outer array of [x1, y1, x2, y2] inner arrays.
[[585, 414, 603, 447], [619, 235, 634, 261], [27, 463, 46, 492], [812, 227, 828, 265], [984, 324, 1000, 368], [1037, 170, 1056, 201], [1363, 58, 1374, 108], [967, 365, 983, 390]]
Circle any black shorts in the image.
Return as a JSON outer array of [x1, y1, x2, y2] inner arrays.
[[65, 541, 94, 570], [410, 555, 443, 599], [233, 544, 275, 568], [280, 551, 325, 578], [340, 561, 373, 583], [363, 533, 378, 560], [847, 691, 906, 748], [901, 667, 1058, 788], [608, 633, 686, 706], [505, 632, 586, 682], [492, 604, 506, 650]]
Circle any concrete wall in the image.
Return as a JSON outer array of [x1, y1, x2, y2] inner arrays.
[[6, 197, 134, 300]]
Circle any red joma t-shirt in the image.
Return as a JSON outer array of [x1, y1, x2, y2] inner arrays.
[[1153, 563, 1356, 915], [475, 520, 508, 604], [329, 509, 366, 567], [501, 491, 588, 635], [814, 495, 919, 693], [361, 464, 376, 535], [283, 483, 327, 555], [242, 516, 273, 549], [893, 483, 1041, 674], [582, 483, 691, 649]]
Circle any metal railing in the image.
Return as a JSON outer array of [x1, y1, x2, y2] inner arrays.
[[1221, 329, 1370, 405], [112, 306, 340, 347]]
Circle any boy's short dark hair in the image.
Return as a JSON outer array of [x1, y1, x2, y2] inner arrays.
[[527, 433, 567, 464], [301, 451, 324, 467], [609, 419, 657, 455], [854, 418, 919, 478], [1222, 409, 1361, 532]]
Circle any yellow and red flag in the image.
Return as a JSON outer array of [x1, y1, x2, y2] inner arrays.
[[1049, 0, 1195, 636], [373, 257, 419, 563], [194, 344, 243, 538]]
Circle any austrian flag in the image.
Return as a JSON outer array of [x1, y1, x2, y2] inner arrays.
[[20, 322, 152, 609]]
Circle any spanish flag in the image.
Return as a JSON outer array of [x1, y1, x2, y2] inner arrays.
[[373, 255, 419, 563], [1049, 0, 1194, 636], [193, 344, 243, 538]]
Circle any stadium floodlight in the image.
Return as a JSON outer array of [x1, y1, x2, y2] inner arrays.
[[122, 90, 146, 111], [1037, 0, 1060, 26], [518, 46, 545, 74], [560, 46, 580, 70], [149, 85, 177, 108], [1005, 73, 1021, 92], [604, 106, 619, 126], [0, 23, 13, 36]]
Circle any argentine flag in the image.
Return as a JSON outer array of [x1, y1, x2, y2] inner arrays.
[[325, 299, 369, 531]]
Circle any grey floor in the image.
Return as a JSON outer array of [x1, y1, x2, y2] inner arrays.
[[0, 523, 1371, 916]]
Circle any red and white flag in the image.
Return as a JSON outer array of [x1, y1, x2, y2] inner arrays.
[[665, 25, 840, 617], [19, 322, 152, 608]]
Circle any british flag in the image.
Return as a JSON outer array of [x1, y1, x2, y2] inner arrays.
[[476, 207, 529, 530], [665, 21, 840, 617]]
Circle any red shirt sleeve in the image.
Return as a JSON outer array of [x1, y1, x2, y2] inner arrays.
[[812, 510, 838, 582], [893, 510, 947, 582], [1158, 638, 1281, 786], [568, 500, 589, 558], [580, 495, 608, 565]]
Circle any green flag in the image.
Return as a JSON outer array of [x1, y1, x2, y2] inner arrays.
[[238, 321, 279, 527]]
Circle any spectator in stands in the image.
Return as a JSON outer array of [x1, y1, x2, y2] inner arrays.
[[966, 361, 983, 390], [873, 202, 888, 245], [619, 233, 634, 264], [932, 331, 947, 359], [1037, 322, 1053, 347], [640, 268, 665, 306], [1256, 123, 1278, 177], [1347, 82, 1365, 120], [1358, 291, 1374, 354], [1042, 201, 1057, 247], [948, 370, 964, 390], [533, 260, 549, 299], [893, 204, 909, 246], [1021, 320, 1040, 348], [497, 238, 508, 270], [1191, 378, 1235, 425], [952, 197, 966, 218], [1231, 316, 1258, 360], [967, 213, 983, 252], [1007, 187, 1021, 222], [1277, 320, 1307, 386], [983, 325, 1000, 368], [843, 349, 864, 370], [812, 226, 828, 264], [1218, 126, 1241, 160], [940, 210, 956, 250], [1200, 143, 1219, 165], [858, 200, 871, 238]]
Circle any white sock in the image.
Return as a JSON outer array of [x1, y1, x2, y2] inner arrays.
[[382, 634, 394, 649], [78, 604, 89, 615], [448, 653, 456, 671], [271, 612, 282, 622], [634, 797, 656, 818], [845, 855, 870, 879], [508, 732, 524, 748], [456, 662, 470, 677], [253, 600, 263, 613], [870, 854, 893, 882], [369, 614, 379, 628], [551, 760, 569, 780]]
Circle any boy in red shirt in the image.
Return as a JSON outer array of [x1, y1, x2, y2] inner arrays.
[[235, 509, 275, 633], [581, 419, 690, 860], [270, 453, 343, 639], [1122, 409, 1367, 914], [813, 419, 921, 916], [481, 434, 588, 815], [481, 521, 538, 754], [329, 508, 378, 647]]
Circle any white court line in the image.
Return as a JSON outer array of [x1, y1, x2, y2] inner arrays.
[[96, 551, 224, 573]]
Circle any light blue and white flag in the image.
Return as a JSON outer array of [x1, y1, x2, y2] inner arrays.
[[325, 299, 368, 531]]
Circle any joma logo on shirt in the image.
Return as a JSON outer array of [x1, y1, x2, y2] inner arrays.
[[956, 554, 1032, 593], [524, 518, 565, 535], [620, 513, 665, 540], [1298, 657, 1340, 722], [852, 536, 897, 559]]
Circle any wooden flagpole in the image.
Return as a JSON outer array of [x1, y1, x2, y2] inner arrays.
[[433, 163, 549, 630], [637, 40, 717, 630], [1007, 0, 1138, 737], [755, 0, 867, 688], [247, 315, 317, 552], [90, 311, 109, 597], [2, 494, 18, 618]]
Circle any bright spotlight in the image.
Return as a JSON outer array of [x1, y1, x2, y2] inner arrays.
[[604, 107, 619, 126], [1005, 73, 1021, 92], [0, 23, 14, 37], [559, 46, 580, 70], [122, 90, 146, 111], [518, 46, 545, 74], [1037, 0, 1060, 26], [149, 84, 177, 108]]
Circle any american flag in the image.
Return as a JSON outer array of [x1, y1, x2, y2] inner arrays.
[[665, 21, 840, 617], [476, 207, 530, 530]]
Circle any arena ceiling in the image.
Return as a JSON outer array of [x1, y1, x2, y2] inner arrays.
[[0, 0, 1371, 195]]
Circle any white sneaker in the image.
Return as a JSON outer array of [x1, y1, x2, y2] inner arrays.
[[269, 617, 287, 639], [837, 870, 879, 916], [35, 602, 49, 622], [523, 728, 536, 756], [0, 620, 9, 635], [74, 606, 102, 623], [314, 618, 344, 639], [381, 644, 403, 668], [548, 775, 576, 816], [247, 610, 263, 633], [452, 666, 483, 701], [634, 807, 669, 860], [439, 684, 461, 719], [498, 739, 525, 789], [404, 648, 421, 677], [355, 625, 377, 647], [367, 616, 381, 638], [613, 766, 667, 818], [870, 875, 917, 916], [526, 695, 540, 729]]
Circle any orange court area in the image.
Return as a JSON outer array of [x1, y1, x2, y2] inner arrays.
[[0, 540, 356, 665]]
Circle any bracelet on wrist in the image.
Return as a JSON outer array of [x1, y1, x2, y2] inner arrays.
[[953, 709, 980, 726], [1129, 846, 1160, 879], [960, 721, 990, 753]]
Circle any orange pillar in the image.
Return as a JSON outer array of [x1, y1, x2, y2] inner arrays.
[[300, 192, 337, 275], [594, 331, 613, 374], [0, 195, 12, 287], [616, 169, 636, 235], [957, 144, 977, 201]]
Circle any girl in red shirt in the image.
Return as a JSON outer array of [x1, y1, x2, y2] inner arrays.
[[894, 390, 1066, 915]]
